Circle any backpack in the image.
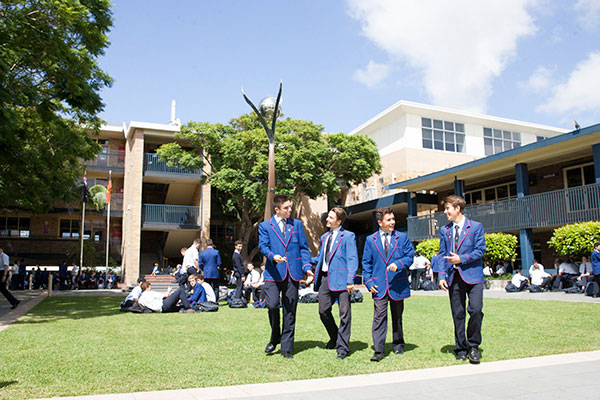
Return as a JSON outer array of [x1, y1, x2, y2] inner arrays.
[[127, 301, 154, 313], [420, 280, 436, 291], [585, 281, 599, 297], [563, 286, 581, 294], [229, 297, 248, 308], [299, 293, 318, 303], [350, 290, 364, 303], [529, 284, 543, 293], [195, 301, 219, 312], [505, 283, 520, 292]]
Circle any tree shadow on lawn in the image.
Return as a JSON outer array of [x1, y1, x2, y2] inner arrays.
[[12, 296, 123, 325]]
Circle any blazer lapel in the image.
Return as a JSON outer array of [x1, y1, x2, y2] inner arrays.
[[373, 231, 389, 264], [456, 218, 470, 252], [328, 229, 344, 263], [284, 219, 292, 247], [270, 217, 286, 246]]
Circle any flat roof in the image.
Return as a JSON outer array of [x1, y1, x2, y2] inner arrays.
[[388, 123, 600, 193]]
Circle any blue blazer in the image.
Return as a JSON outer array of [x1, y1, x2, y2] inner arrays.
[[438, 218, 486, 285], [312, 228, 358, 292], [199, 247, 222, 280], [591, 250, 600, 275], [362, 230, 414, 300], [258, 216, 312, 282]]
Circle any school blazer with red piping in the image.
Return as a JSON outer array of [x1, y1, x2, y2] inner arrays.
[[258, 216, 312, 282], [362, 230, 414, 300], [437, 218, 486, 285], [312, 228, 358, 292]]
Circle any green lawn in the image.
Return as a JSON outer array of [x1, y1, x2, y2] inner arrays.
[[1, 295, 599, 399]]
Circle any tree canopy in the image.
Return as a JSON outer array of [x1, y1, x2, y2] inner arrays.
[[157, 113, 381, 260], [0, 0, 113, 212]]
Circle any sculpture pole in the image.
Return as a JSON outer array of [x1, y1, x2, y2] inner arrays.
[[242, 82, 282, 221]]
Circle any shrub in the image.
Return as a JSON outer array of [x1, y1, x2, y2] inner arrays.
[[548, 221, 600, 258], [483, 233, 517, 265], [415, 238, 440, 259]]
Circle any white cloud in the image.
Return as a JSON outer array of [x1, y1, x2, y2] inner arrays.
[[537, 52, 600, 115], [353, 60, 391, 88], [574, 0, 600, 31], [520, 65, 555, 93], [347, 0, 538, 113]]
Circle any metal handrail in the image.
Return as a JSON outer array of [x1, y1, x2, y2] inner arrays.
[[86, 151, 125, 169], [142, 204, 202, 227], [144, 153, 203, 176], [408, 183, 600, 240]]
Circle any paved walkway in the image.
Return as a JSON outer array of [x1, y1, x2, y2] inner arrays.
[[36, 351, 600, 400]]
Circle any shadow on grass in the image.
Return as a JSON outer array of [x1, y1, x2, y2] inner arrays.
[[12, 296, 123, 325], [440, 344, 485, 356], [0, 380, 18, 388]]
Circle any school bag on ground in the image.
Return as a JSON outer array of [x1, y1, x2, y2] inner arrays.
[[585, 281, 599, 297]]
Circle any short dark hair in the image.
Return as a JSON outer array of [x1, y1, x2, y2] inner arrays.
[[137, 277, 146, 284], [196, 270, 204, 280], [329, 207, 346, 224], [595, 242, 600, 248], [140, 281, 151, 291], [234, 240, 243, 246], [442, 195, 466, 213], [206, 239, 214, 247], [375, 207, 394, 222], [273, 194, 291, 210]]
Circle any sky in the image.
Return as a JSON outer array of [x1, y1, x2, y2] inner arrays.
[[98, 0, 600, 133]]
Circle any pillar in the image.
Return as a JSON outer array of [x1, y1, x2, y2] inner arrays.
[[453, 178, 465, 198], [515, 163, 533, 275], [593, 143, 600, 184]]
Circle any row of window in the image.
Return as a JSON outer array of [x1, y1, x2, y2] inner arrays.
[[421, 118, 532, 155]]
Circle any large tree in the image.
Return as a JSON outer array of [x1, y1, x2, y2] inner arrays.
[[0, 0, 113, 212], [157, 113, 381, 260]]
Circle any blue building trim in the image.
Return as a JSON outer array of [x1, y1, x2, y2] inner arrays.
[[345, 192, 437, 216]]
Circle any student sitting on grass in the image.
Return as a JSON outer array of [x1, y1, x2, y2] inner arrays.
[[137, 281, 194, 313], [120, 277, 146, 311], [509, 269, 529, 291], [187, 273, 207, 307]]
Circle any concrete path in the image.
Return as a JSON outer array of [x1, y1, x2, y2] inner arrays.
[[36, 350, 600, 400], [0, 289, 47, 333]]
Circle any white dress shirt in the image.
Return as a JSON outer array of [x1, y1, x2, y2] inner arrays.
[[322, 227, 341, 272], [182, 245, 199, 269]]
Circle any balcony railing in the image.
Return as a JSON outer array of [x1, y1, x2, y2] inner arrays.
[[86, 151, 125, 170], [144, 153, 203, 176], [408, 183, 600, 241], [142, 204, 202, 228]]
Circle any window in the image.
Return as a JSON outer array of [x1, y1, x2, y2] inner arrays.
[[422, 118, 465, 153], [210, 224, 235, 242], [465, 182, 517, 205], [483, 128, 521, 156], [60, 219, 80, 238], [0, 217, 30, 237], [536, 136, 546, 142], [564, 163, 595, 188]]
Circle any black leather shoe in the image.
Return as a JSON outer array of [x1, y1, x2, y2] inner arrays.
[[11, 301, 20, 310], [370, 352, 384, 362], [393, 346, 404, 355], [265, 343, 276, 354], [282, 352, 294, 359], [455, 351, 467, 361], [336, 353, 348, 360], [468, 348, 481, 364], [325, 339, 336, 349]]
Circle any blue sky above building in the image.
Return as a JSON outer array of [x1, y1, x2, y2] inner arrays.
[[98, 0, 600, 133]]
